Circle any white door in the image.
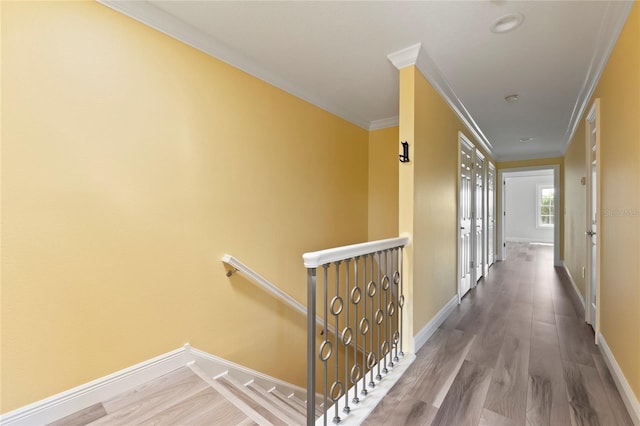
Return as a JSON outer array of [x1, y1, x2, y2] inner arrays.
[[459, 137, 474, 298], [487, 163, 496, 269], [586, 99, 600, 333], [474, 152, 485, 283]]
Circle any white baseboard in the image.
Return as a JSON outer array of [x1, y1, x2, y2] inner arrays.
[[0, 344, 322, 426], [0, 347, 188, 426], [561, 261, 586, 310], [597, 333, 640, 425], [413, 295, 458, 352]]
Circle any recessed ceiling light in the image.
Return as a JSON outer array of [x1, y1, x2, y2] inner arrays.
[[505, 94, 519, 102], [491, 13, 524, 34], [520, 137, 534, 143]]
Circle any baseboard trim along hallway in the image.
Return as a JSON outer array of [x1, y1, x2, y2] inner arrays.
[[413, 295, 459, 352], [597, 333, 640, 425], [561, 261, 586, 309]]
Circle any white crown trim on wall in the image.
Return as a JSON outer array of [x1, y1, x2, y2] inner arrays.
[[387, 44, 496, 159], [563, 0, 634, 152], [369, 116, 399, 131], [98, 0, 373, 130], [386, 43, 422, 69]]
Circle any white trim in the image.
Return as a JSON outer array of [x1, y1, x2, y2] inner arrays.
[[97, 0, 372, 130], [413, 295, 458, 352], [315, 353, 416, 426], [414, 49, 494, 159], [0, 347, 189, 426], [186, 346, 311, 402], [596, 333, 640, 426], [561, 261, 586, 310], [369, 116, 399, 131], [563, 1, 634, 153], [303, 236, 409, 268], [0, 344, 323, 425], [386, 45, 495, 159], [386, 43, 422, 69]]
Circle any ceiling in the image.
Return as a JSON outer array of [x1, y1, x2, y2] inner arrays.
[[100, 1, 633, 161]]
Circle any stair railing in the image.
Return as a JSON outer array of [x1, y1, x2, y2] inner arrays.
[[303, 237, 409, 425], [222, 254, 336, 336]]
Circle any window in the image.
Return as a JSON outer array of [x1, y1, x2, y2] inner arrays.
[[537, 185, 554, 227]]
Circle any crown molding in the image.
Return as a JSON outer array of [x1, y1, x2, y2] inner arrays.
[[563, 0, 634, 152], [414, 48, 495, 159], [369, 116, 399, 131], [97, 0, 372, 130], [387, 44, 496, 160], [387, 43, 422, 70]]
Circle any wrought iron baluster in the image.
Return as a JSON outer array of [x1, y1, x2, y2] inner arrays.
[[331, 262, 342, 424], [317, 264, 331, 426], [307, 267, 317, 426], [399, 248, 404, 357], [376, 251, 382, 381], [382, 250, 389, 374], [368, 253, 376, 388], [361, 255, 369, 396], [392, 248, 400, 363], [352, 256, 360, 404], [343, 259, 351, 415]]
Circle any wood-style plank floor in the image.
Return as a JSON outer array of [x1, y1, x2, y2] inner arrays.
[[365, 242, 634, 426]]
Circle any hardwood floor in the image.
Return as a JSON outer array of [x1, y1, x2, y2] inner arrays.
[[365, 242, 634, 426], [47, 243, 633, 426]]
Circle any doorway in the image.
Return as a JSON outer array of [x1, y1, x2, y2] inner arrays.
[[585, 99, 600, 336], [458, 135, 474, 299], [458, 133, 492, 302], [497, 165, 561, 266]]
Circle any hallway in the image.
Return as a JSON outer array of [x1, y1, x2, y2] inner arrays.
[[364, 243, 633, 426]]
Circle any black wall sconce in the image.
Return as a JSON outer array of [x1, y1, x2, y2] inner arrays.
[[399, 141, 410, 163]]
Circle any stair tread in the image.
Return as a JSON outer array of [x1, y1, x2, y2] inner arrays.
[[189, 365, 274, 426], [246, 383, 306, 423], [216, 374, 295, 426], [268, 388, 307, 417]]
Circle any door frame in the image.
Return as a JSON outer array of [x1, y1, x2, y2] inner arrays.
[[474, 150, 486, 284], [585, 99, 600, 337], [497, 164, 561, 266], [457, 132, 476, 303], [486, 162, 496, 274]]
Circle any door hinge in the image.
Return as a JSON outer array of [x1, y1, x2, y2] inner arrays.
[[503, 243, 506, 247], [470, 261, 474, 268]]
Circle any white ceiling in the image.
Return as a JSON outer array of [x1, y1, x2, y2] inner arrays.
[[100, 1, 633, 161]]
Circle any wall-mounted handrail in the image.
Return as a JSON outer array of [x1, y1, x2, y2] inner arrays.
[[303, 236, 410, 268], [222, 254, 333, 334]]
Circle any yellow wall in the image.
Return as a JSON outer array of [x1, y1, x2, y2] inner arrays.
[[496, 157, 564, 260], [1, 1, 369, 412], [368, 127, 399, 240], [398, 68, 417, 348], [398, 66, 481, 340], [563, 124, 587, 298], [565, 2, 640, 401]]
